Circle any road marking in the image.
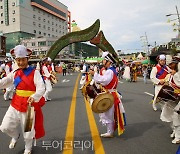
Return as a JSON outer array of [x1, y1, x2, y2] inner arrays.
[[62, 79, 70, 83], [84, 98, 105, 154], [144, 92, 154, 97], [63, 74, 80, 154], [118, 81, 123, 83]]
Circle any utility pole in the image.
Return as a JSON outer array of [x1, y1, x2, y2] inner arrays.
[[175, 5, 180, 38], [140, 32, 149, 56]]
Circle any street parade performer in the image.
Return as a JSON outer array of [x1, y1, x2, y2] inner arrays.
[[0, 45, 45, 154], [89, 51, 126, 137], [159, 57, 180, 144], [4, 57, 14, 101], [41, 57, 53, 101], [150, 54, 171, 111]]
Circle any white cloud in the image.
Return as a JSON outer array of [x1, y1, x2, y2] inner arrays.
[[59, 0, 180, 53]]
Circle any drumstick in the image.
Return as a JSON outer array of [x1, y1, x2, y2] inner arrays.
[[163, 68, 171, 74]]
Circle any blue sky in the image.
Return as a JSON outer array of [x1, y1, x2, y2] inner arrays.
[[59, 0, 180, 54]]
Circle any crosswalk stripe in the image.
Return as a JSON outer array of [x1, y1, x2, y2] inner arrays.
[[84, 98, 105, 154], [144, 92, 154, 97], [63, 74, 80, 154]]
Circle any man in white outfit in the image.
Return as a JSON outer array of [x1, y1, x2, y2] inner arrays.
[[0, 45, 45, 154], [41, 57, 53, 101], [4, 57, 14, 100], [90, 51, 126, 137], [150, 54, 171, 111], [79, 61, 88, 89], [159, 57, 180, 144], [170, 60, 180, 144]]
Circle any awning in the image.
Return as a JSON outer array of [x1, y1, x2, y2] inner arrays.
[[141, 59, 156, 64], [85, 57, 103, 63]]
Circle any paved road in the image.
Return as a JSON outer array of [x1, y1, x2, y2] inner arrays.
[[0, 73, 179, 154]]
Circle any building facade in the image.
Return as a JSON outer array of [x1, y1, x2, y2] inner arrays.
[[0, 0, 70, 51], [21, 36, 59, 59]]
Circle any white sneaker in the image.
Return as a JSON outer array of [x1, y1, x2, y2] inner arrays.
[[9, 139, 17, 149], [79, 86, 83, 90], [4, 96, 8, 101], [100, 133, 113, 138], [170, 131, 175, 138], [172, 138, 180, 144], [152, 105, 157, 111], [23, 149, 31, 154], [9, 134, 20, 149], [47, 98, 51, 101]]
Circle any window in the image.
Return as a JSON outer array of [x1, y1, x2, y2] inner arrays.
[[1, 20, 3, 24], [52, 22, 54, 25], [0, 6, 3, 9], [12, 2, 15, 6], [33, 15, 36, 19], [12, 18, 15, 22], [39, 31, 41, 35], [44, 33, 46, 36], [1, 13, 3, 17], [38, 17, 41, 20], [43, 25, 46, 29], [48, 27, 50, 30], [43, 19, 46, 22], [48, 41, 53, 46], [33, 22, 36, 26], [38, 24, 41, 27], [34, 30, 36, 33], [52, 28, 54, 31], [32, 42, 35, 46], [38, 41, 46, 46], [48, 34, 50, 37], [12, 10, 15, 14]]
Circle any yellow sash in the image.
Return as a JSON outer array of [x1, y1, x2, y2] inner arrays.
[[16, 90, 35, 97]]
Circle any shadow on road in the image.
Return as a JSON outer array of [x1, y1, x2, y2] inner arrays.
[[117, 121, 158, 140]]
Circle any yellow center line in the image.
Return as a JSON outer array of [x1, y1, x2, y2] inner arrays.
[[84, 98, 105, 154], [63, 74, 80, 154]]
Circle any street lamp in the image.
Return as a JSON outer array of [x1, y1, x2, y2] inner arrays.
[[166, 5, 180, 38]]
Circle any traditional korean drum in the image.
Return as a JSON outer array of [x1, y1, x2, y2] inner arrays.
[[86, 84, 114, 113], [156, 85, 179, 109]]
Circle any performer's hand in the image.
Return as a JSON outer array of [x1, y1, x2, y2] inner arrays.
[[159, 79, 165, 85], [171, 70, 176, 75], [89, 69, 95, 76], [27, 97, 35, 105]]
